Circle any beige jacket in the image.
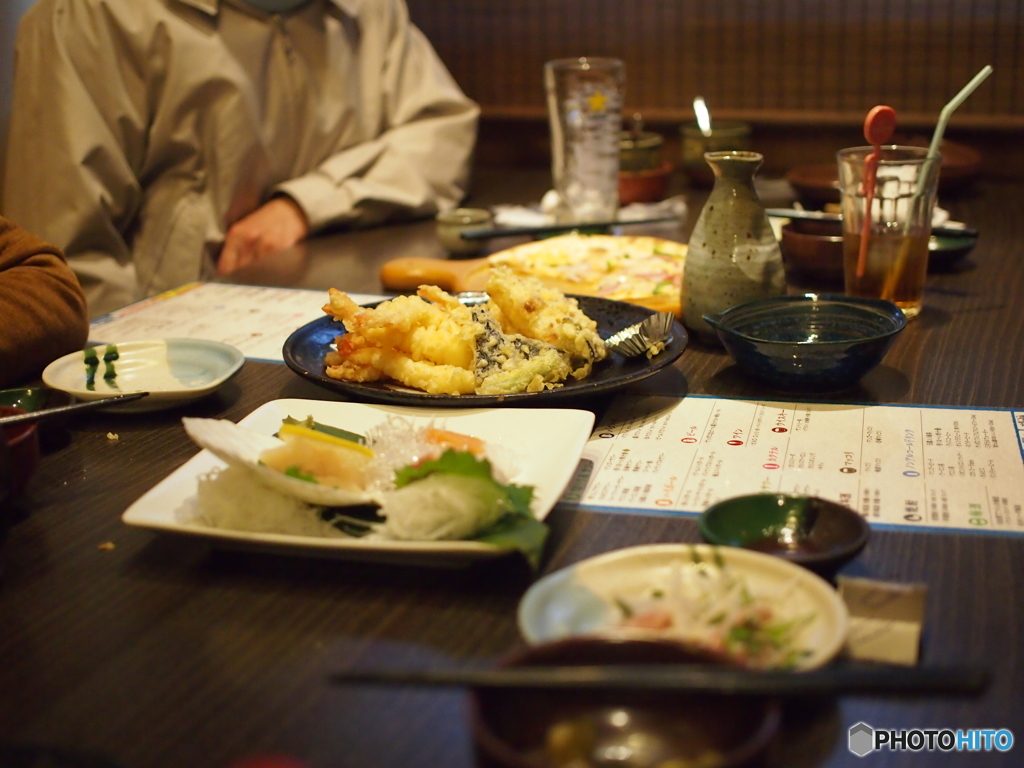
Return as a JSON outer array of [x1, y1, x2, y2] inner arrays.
[[4, 0, 478, 316]]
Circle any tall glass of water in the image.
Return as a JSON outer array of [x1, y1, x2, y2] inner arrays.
[[544, 57, 625, 223]]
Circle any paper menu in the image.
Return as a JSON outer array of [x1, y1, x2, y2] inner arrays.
[[569, 395, 1024, 535], [89, 282, 384, 362]]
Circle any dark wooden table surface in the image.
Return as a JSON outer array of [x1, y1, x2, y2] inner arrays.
[[2, 169, 1023, 768]]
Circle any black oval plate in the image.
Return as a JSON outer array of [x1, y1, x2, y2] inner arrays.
[[282, 296, 687, 406]]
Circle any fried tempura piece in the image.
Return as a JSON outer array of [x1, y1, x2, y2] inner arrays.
[[322, 289, 479, 394], [324, 288, 362, 322], [360, 346, 476, 395], [328, 290, 478, 369], [485, 266, 607, 379], [472, 307, 571, 395]]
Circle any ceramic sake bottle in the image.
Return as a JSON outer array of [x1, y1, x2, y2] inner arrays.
[[683, 151, 786, 343]]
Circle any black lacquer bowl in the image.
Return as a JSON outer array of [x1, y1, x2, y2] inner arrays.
[[704, 294, 907, 392]]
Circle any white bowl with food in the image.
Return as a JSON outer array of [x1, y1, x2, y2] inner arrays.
[[518, 543, 849, 670]]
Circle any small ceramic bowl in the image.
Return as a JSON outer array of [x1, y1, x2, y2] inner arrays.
[[0, 385, 75, 412], [703, 293, 907, 392], [618, 161, 674, 205], [470, 637, 781, 768], [780, 221, 845, 286], [0, 386, 75, 446], [779, 219, 977, 280], [436, 207, 493, 257], [700, 494, 870, 576], [0, 406, 41, 498]]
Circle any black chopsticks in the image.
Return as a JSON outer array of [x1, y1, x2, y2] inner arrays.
[[331, 663, 989, 698], [458, 215, 680, 241], [0, 392, 150, 426], [765, 208, 978, 239]]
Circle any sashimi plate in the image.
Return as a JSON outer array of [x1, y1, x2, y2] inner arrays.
[[122, 399, 594, 566]]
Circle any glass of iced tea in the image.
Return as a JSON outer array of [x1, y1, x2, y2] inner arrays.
[[837, 146, 940, 318]]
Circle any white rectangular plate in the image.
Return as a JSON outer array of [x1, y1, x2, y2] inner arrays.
[[122, 399, 595, 566]]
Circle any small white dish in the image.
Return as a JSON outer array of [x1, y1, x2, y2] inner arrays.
[[122, 399, 595, 567], [518, 543, 849, 670], [42, 339, 244, 412]]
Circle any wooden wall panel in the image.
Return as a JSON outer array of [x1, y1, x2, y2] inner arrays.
[[408, 0, 1024, 128]]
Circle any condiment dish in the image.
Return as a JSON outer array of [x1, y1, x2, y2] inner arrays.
[[470, 637, 781, 768], [0, 385, 76, 446], [703, 293, 907, 392], [0, 385, 75, 412], [699, 493, 870, 576]]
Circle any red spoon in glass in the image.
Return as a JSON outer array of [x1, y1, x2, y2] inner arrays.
[[856, 105, 897, 278]]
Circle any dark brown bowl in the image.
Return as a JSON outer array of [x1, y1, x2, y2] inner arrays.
[[1, 406, 41, 498], [471, 637, 781, 768], [780, 221, 845, 286]]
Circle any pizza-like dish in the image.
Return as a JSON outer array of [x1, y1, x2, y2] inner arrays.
[[485, 233, 687, 315]]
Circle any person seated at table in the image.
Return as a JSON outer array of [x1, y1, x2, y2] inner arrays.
[[0, 216, 89, 388], [3, 0, 479, 318]]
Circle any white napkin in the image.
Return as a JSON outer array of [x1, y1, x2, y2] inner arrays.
[[491, 193, 687, 228]]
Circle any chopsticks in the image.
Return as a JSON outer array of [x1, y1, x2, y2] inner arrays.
[[0, 392, 150, 426], [765, 208, 978, 240], [331, 663, 989, 698], [459, 215, 680, 241]]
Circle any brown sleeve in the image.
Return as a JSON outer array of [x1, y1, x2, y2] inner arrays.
[[0, 215, 90, 388]]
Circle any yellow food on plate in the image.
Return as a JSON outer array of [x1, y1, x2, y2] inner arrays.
[[259, 424, 373, 490], [486, 233, 687, 316], [323, 267, 607, 396]]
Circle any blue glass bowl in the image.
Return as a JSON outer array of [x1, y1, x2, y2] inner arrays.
[[704, 294, 907, 392]]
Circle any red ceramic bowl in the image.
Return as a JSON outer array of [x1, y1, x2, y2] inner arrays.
[[470, 637, 781, 768], [619, 160, 674, 205], [1, 406, 40, 498]]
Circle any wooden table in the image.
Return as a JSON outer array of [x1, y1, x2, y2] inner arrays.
[[2, 171, 1023, 768]]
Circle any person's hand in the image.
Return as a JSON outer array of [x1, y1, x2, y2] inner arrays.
[[217, 196, 310, 275]]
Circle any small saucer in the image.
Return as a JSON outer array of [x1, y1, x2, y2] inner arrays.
[[42, 339, 244, 412]]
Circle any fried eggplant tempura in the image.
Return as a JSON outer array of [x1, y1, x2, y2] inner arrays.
[[485, 266, 607, 379]]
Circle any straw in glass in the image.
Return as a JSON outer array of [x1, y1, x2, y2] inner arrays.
[[880, 65, 993, 302]]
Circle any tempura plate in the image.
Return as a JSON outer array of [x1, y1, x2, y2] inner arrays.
[[282, 296, 687, 407], [122, 399, 594, 567]]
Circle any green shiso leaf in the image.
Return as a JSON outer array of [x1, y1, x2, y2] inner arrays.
[[284, 465, 318, 483], [396, 448, 542, 568], [394, 449, 535, 517], [471, 513, 549, 572], [394, 448, 493, 486]]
